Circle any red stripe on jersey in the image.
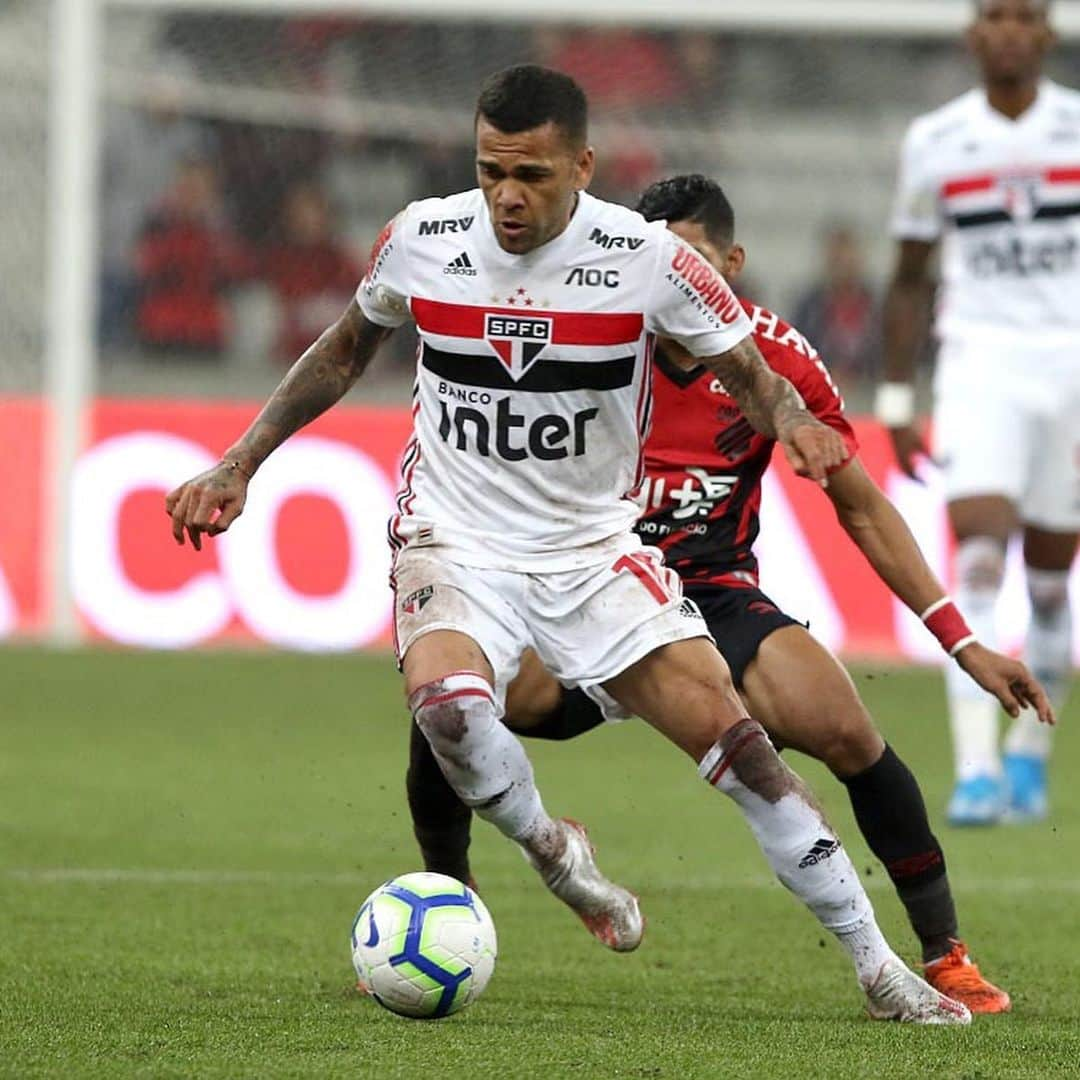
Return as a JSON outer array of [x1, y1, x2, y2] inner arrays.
[[941, 174, 996, 198], [1045, 166, 1080, 185], [411, 297, 643, 346]]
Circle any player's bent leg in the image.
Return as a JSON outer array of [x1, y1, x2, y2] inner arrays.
[[740, 625, 884, 777], [404, 649, 600, 889], [604, 639, 968, 1023], [945, 498, 1016, 825], [740, 626, 1009, 1012], [405, 632, 642, 953], [743, 629, 951, 951], [1001, 527, 1077, 821], [406, 719, 474, 885]]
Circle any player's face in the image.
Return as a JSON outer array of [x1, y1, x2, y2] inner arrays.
[[968, 0, 1053, 84], [475, 118, 595, 254], [668, 219, 745, 283]]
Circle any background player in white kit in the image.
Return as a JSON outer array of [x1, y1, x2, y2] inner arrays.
[[881, 0, 1078, 825], [168, 66, 974, 1021]]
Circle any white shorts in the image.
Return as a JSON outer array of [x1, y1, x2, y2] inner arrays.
[[391, 536, 711, 717], [933, 338, 1080, 532]]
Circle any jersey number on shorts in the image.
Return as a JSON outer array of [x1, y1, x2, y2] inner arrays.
[[612, 552, 673, 605]]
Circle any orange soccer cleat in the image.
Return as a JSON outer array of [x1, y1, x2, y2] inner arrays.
[[924, 941, 1012, 1014]]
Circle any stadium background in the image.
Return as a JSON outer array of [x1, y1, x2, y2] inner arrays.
[[3, 0, 1080, 657], [4, 4, 1080, 1075]]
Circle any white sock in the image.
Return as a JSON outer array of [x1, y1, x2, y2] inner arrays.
[[948, 537, 1005, 780], [834, 919, 900, 987], [700, 720, 894, 986], [1004, 567, 1071, 760], [411, 672, 559, 858]]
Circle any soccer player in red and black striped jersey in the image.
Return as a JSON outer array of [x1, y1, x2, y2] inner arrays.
[[407, 174, 1052, 1014]]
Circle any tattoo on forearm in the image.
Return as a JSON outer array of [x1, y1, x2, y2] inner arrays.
[[228, 302, 390, 470], [701, 336, 812, 440]]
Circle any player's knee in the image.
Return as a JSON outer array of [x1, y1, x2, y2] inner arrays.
[[955, 536, 1006, 593], [1026, 566, 1070, 621], [819, 710, 882, 779], [410, 672, 497, 750]]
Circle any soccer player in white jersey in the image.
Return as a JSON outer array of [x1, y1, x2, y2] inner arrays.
[[168, 65, 976, 1022], [881, 0, 1078, 826]]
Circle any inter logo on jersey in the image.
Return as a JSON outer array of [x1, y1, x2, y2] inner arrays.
[[483, 313, 553, 381]]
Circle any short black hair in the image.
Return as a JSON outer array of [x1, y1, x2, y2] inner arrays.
[[475, 65, 588, 147], [634, 174, 736, 247]]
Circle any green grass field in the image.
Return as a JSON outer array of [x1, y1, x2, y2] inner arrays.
[[2, 648, 1077, 1078]]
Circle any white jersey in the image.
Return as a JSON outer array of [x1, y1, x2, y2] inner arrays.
[[891, 79, 1080, 346], [357, 189, 751, 571]]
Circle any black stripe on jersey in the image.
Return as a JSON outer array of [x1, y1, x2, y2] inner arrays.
[[1034, 201, 1080, 221], [951, 209, 1011, 229], [422, 344, 635, 392], [952, 203, 1080, 228], [714, 417, 755, 460]]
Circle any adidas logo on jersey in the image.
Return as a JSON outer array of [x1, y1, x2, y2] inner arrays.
[[443, 252, 477, 276], [798, 837, 841, 868]]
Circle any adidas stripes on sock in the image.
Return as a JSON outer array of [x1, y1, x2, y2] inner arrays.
[[701, 719, 895, 985]]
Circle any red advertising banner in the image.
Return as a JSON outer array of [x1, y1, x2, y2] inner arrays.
[[0, 396, 1075, 659]]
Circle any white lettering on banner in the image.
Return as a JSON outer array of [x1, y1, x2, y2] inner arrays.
[[755, 472, 844, 652], [71, 433, 229, 647], [217, 437, 394, 651], [70, 432, 395, 650], [0, 558, 14, 638]]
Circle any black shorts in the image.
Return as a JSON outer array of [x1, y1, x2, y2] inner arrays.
[[686, 584, 802, 689]]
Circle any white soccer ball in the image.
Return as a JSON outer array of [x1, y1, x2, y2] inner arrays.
[[351, 871, 497, 1019]]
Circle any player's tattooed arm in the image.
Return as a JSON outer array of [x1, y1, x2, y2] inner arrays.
[[700, 334, 849, 484], [165, 300, 392, 549], [224, 300, 391, 474]]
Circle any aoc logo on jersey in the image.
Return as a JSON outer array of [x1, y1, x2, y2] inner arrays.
[[484, 313, 553, 381]]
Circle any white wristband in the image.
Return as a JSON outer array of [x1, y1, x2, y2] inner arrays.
[[874, 382, 916, 427]]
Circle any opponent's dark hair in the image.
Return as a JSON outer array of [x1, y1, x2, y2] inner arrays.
[[475, 65, 588, 147], [634, 174, 736, 247]]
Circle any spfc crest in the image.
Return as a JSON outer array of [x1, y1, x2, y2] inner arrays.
[[1001, 173, 1041, 222], [484, 312, 553, 381]]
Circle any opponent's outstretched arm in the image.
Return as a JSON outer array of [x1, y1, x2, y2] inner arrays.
[[826, 456, 1054, 724], [699, 335, 850, 486], [165, 300, 392, 550]]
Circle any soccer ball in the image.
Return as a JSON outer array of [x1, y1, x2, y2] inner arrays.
[[351, 871, 497, 1019]]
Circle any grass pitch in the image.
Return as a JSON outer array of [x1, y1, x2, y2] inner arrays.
[[2, 647, 1078, 1078]]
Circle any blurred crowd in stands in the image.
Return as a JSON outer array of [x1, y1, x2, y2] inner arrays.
[[98, 15, 899, 394]]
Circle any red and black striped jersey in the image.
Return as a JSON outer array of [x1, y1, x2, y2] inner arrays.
[[636, 299, 858, 588]]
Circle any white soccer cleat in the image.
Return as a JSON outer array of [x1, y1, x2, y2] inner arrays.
[[527, 818, 644, 952], [865, 956, 972, 1025]]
